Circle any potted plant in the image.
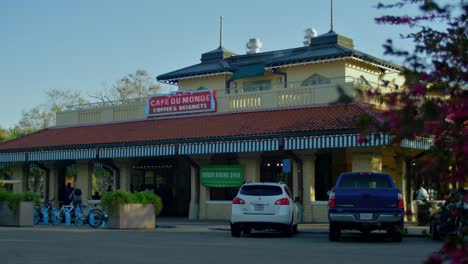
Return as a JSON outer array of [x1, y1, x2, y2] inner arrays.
[[0, 188, 41, 226], [101, 190, 163, 229]]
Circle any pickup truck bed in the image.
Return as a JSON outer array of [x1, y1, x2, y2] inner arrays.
[[328, 172, 404, 242]]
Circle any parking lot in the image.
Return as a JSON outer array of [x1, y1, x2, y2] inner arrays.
[[0, 221, 441, 264]]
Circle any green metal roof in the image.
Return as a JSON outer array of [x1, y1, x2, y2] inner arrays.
[[157, 31, 401, 83]]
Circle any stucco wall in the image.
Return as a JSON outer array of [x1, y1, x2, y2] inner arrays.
[[179, 75, 228, 91]]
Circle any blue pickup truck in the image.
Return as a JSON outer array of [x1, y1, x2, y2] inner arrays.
[[328, 172, 404, 242]]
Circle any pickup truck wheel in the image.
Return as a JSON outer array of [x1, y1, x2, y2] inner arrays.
[[329, 223, 341, 241], [389, 228, 402, 242], [231, 224, 241, 237]]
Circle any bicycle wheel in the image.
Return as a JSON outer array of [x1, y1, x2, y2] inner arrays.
[[87, 209, 104, 228]]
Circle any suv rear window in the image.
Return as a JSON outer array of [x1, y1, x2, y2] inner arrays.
[[240, 185, 283, 196], [338, 174, 392, 189]]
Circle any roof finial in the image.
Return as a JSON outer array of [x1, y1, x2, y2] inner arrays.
[[219, 16, 224, 48], [330, 0, 334, 32]]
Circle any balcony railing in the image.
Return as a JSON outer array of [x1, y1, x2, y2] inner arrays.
[[57, 76, 383, 126]]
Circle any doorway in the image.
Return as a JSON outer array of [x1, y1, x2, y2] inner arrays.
[[260, 157, 292, 188], [132, 158, 190, 217]]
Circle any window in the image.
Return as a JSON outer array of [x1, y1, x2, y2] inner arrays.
[[243, 80, 272, 92], [208, 154, 240, 201], [210, 187, 239, 201], [302, 73, 330, 86], [339, 174, 392, 189], [240, 185, 283, 196]]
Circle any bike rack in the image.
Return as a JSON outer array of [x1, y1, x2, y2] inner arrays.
[[41, 207, 49, 224], [63, 207, 72, 225]]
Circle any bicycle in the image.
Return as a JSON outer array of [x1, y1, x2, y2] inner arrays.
[[85, 200, 107, 228], [33, 199, 55, 225]]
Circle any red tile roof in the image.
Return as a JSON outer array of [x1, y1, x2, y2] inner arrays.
[[0, 104, 370, 151]]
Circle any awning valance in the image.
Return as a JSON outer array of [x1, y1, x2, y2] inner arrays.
[[284, 134, 390, 150], [231, 64, 265, 80], [179, 139, 278, 155], [99, 145, 176, 158]]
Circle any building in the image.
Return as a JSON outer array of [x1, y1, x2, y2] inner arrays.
[[0, 24, 432, 222]]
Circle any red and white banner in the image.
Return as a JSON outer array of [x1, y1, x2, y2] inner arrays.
[[147, 90, 216, 116]]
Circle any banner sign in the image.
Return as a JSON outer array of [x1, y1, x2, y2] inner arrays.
[[200, 165, 244, 188], [146, 90, 216, 117], [282, 159, 291, 173]]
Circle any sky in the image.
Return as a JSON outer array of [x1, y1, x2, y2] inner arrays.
[[0, 0, 421, 129]]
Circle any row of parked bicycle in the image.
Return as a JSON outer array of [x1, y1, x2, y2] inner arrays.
[[33, 199, 107, 228]]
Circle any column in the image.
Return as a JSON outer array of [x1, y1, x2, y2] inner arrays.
[[46, 162, 60, 203], [188, 165, 199, 220], [76, 160, 92, 202], [240, 154, 261, 182], [11, 165, 27, 193], [300, 153, 316, 223], [115, 160, 132, 192]]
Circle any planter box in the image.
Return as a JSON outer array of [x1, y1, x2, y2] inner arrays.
[[0, 201, 34, 227], [107, 203, 155, 229]]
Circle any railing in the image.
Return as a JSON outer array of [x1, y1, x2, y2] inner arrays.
[[56, 76, 385, 126], [221, 76, 383, 95]]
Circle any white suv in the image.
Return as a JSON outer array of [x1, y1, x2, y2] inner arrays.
[[230, 182, 299, 237]]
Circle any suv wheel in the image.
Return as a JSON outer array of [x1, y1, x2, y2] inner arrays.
[[231, 223, 241, 237], [329, 222, 341, 241]]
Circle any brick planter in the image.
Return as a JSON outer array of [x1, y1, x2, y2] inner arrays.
[[0, 201, 34, 227], [107, 203, 155, 229]]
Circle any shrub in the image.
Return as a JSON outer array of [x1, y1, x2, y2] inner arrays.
[[0, 188, 41, 213], [101, 190, 135, 215], [133, 191, 163, 217], [101, 190, 164, 217]]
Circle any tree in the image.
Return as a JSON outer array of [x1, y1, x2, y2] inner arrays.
[[14, 89, 88, 134], [361, 1, 467, 263], [90, 69, 161, 104]]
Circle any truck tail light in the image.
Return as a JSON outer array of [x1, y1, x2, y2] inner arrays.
[[232, 197, 245, 205], [398, 192, 404, 209], [274, 198, 290, 205], [328, 191, 336, 208]]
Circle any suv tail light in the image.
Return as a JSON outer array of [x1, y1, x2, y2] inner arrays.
[[232, 197, 245, 205], [398, 192, 404, 209], [328, 191, 336, 208], [274, 198, 290, 205]]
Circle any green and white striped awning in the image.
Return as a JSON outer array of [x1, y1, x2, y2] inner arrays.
[[401, 137, 433, 150], [179, 139, 278, 155], [29, 149, 96, 161], [99, 145, 176, 158], [284, 134, 390, 150], [0, 134, 434, 164], [0, 152, 27, 163]]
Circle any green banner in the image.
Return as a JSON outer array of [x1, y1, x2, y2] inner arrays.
[[200, 165, 244, 187]]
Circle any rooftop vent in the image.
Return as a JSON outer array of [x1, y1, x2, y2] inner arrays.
[[303, 28, 318, 46], [246, 38, 262, 54]]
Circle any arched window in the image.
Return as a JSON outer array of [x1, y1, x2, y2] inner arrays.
[[302, 73, 331, 86]]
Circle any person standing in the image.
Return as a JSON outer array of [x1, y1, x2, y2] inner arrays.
[[416, 185, 430, 201], [63, 183, 74, 205]]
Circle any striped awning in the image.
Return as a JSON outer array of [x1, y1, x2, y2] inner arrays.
[[29, 149, 96, 161], [0, 152, 27, 163], [285, 134, 390, 150], [99, 145, 176, 158], [179, 139, 278, 155], [401, 137, 433, 150]]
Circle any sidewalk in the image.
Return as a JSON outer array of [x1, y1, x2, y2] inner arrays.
[[155, 217, 430, 238]]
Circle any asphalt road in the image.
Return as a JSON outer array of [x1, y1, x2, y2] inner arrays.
[[0, 225, 442, 264]]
